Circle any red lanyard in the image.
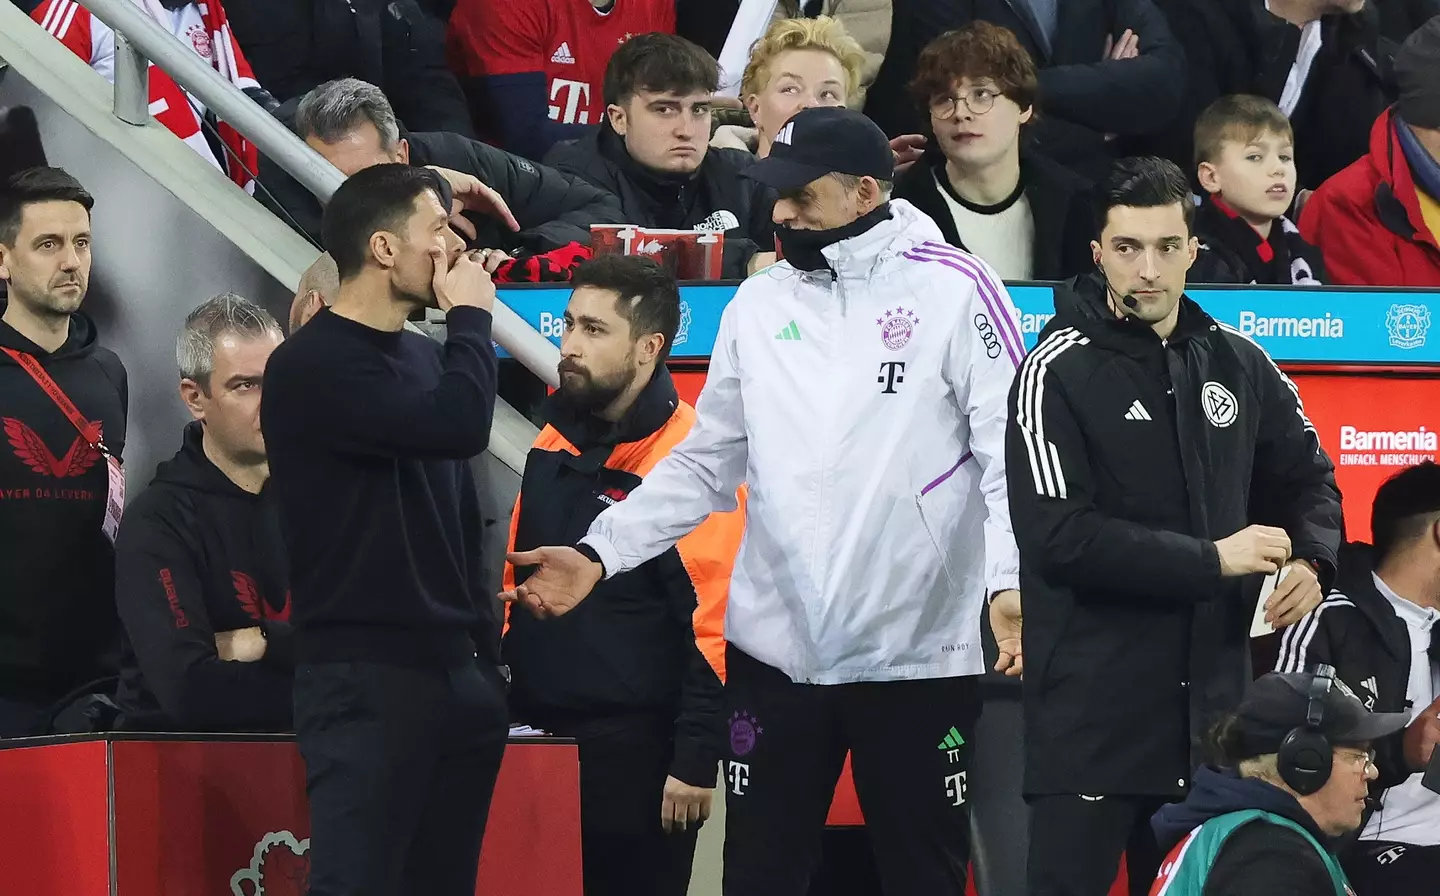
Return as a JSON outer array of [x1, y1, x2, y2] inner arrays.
[[1, 346, 108, 453]]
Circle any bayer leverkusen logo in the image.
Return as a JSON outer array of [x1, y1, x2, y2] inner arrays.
[[230, 831, 309, 896]]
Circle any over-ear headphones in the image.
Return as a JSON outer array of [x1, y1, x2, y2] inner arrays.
[[1278, 664, 1336, 796]]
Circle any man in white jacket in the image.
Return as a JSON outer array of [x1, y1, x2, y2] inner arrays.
[[504, 106, 1023, 895]]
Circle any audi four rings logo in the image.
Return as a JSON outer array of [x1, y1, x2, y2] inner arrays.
[[974, 313, 1001, 359]]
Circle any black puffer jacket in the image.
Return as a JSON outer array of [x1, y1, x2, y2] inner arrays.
[[543, 121, 776, 279], [1006, 274, 1341, 797], [260, 124, 625, 258]]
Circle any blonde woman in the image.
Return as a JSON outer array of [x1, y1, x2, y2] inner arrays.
[[714, 16, 925, 167]]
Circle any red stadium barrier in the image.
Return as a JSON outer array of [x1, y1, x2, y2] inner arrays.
[[0, 734, 582, 895]]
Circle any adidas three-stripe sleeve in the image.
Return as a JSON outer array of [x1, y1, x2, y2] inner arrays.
[[1005, 339, 1225, 606]]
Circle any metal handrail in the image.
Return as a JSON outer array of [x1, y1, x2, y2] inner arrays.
[[77, 0, 561, 388]]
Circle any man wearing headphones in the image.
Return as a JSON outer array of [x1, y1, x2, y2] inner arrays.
[[1150, 668, 1408, 895], [1006, 156, 1343, 896]]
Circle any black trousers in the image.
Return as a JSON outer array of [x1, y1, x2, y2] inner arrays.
[[721, 645, 981, 896], [0, 695, 46, 738], [1343, 839, 1440, 895], [295, 661, 509, 896], [545, 713, 700, 896], [1027, 794, 1168, 896]]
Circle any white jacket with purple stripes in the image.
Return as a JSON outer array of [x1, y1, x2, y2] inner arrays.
[[582, 199, 1022, 683]]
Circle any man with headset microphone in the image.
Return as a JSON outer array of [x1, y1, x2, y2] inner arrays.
[[1149, 667, 1408, 895], [1006, 156, 1343, 896]]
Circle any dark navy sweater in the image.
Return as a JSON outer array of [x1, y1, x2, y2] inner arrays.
[[260, 306, 500, 668]]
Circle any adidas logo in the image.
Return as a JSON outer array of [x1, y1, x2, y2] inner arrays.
[[550, 42, 575, 64], [774, 121, 795, 146], [775, 320, 801, 341], [1124, 399, 1152, 421], [937, 726, 965, 751]]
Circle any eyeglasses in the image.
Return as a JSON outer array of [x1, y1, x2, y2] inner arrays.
[[1334, 747, 1377, 771], [929, 87, 999, 120]]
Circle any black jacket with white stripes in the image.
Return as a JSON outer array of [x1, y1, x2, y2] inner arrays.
[[1275, 542, 1415, 797], [1006, 272, 1341, 797]]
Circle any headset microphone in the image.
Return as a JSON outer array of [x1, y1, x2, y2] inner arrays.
[[1095, 259, 1141, 315]]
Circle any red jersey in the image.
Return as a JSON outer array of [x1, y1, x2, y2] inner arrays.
[[447, 0, 675, 128]]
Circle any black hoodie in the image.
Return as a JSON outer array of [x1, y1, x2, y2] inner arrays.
[[1151, 765, 1340, 895], [1005, 274, 1341, 796], [0, 309, 127, 706], [113, 422, 293, 732]]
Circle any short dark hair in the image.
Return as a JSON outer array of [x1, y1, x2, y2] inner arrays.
[[0, 167, 94, 246], [909, 22, 1038, 117], [603, 33, 719, 107], [1194, 94, 1293, 170], [322, 164, 445, 281], [1372, 462, 1440, 561], [1093, 156, 1194, 236], [570, 255, 681, 361]]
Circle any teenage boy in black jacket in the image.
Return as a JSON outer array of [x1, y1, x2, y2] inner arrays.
[[113, 296, 292, 733], [1006, 156, 1342, 896], [893, 22, 1093, 283], [1276, 462, 1440, 894], [543, 33, 778, 280], [261, 164, 507, 896], [0, 168, 126, 738]]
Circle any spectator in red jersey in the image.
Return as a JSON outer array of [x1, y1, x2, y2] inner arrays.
[[893, 22, 1094, 282], [224, 0, 475, 137], [31, 0, 278, 192], [544, 33, 779, 279], [447, 0, 675, 162], [1300, 15, 1440, 287], [261, 79, 622, 283]]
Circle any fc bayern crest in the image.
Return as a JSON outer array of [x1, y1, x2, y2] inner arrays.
[[673, 300, 692, 347], [729, 711, 762, 757], [1385, 303, 1430, 350], [187, 24, 214, 60], [877, 307, 919, 351]]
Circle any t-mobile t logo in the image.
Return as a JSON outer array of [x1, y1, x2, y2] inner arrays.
[[548, 78, 591, 124], [944, 771, 967, 806], [727, 760, 750, 796], [878, 361, 905, 394]]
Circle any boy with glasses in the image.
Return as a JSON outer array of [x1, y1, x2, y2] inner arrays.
[[894, 22, 1092, 283]]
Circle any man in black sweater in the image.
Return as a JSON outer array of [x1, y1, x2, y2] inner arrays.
[[260, 163, 507, 896]]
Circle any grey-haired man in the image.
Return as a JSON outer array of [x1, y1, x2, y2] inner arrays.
[[112, 294, 294, 733]]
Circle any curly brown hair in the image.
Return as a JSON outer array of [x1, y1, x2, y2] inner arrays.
[[908, 22, 1038, 117]]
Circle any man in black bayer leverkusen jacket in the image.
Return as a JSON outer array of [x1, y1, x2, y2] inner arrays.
[[1005, 157, 1342, 896], [503, 256, 740, 896]]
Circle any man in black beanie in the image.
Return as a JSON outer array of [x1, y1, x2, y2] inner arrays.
[[1300, 14, 1440, 286]]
